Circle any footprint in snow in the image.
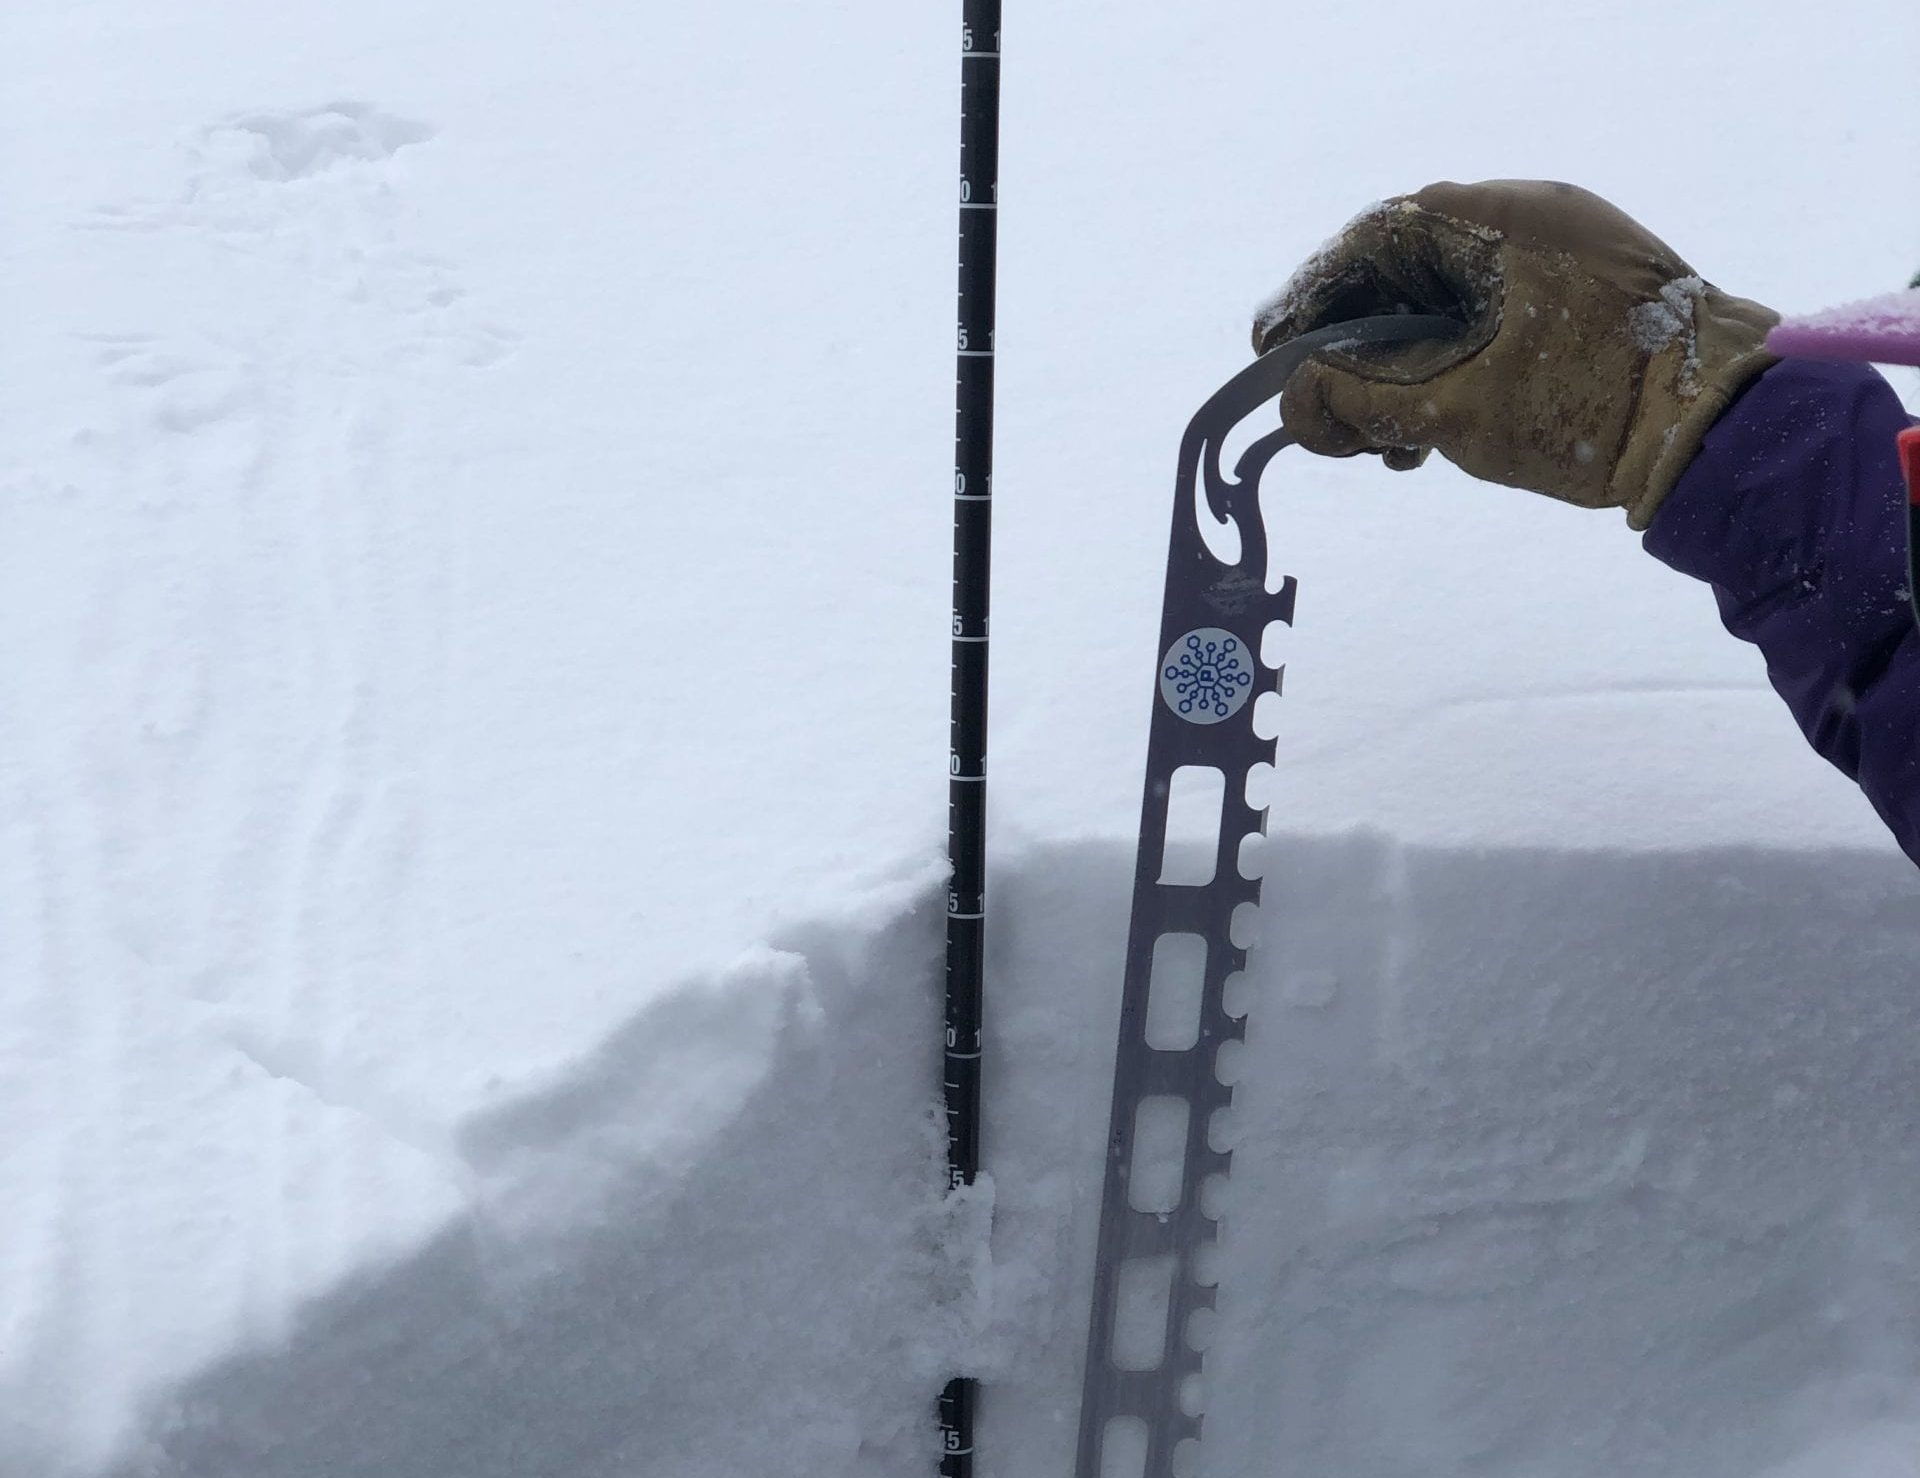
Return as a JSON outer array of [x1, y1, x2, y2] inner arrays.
[[74, 98, 518, 373], [197, 101, 436, 185], [75, 103, 437, 233], [76, 332, 256, 435]]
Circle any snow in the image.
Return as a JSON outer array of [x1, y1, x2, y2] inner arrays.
[[1249, 199, 1396, 349], [0, 0, 1916, 1475], [985, 840, 1920, 1478], [1628, 275, 1708, 360]]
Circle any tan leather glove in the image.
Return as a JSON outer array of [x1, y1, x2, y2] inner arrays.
[[1252, 180, 1779, 529]]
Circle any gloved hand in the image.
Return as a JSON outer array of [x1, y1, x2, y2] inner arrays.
[[1253, 180, 1779, 529]]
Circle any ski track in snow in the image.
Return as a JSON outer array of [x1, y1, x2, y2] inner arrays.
[[1, 101, 520, 1467]]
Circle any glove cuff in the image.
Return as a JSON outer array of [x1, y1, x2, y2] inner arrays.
[[1617, 286, 1779, 530]]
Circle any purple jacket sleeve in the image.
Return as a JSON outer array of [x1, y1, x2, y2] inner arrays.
[[1643, 359, 1920, 867]]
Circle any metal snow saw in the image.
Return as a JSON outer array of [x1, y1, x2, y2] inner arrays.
[[1071, 312, 1461, 1478]]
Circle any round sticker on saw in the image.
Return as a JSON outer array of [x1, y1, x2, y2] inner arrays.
[[1160, 627, 1255, 724]]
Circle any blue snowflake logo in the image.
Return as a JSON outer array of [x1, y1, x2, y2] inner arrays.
[[1163, 631, 1252, 720]]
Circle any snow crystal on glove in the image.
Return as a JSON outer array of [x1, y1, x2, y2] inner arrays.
[[1628, 276, 1707, 354], [1628, 276, 1708, 390], [1250, 199, 1393, 348]]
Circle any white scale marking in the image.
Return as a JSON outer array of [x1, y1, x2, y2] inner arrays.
[[954, 493, 992, 501], [952, 634, 987, 643], [957, 350, 994, 358], [950, 773, 986, 783]]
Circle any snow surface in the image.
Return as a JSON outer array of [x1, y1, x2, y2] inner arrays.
[[0, 0, 1917, 1475]]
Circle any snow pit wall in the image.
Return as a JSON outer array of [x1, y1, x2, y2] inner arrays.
[[72, 835, 1920, 1478]]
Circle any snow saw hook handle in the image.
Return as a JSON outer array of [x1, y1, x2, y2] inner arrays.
[[1180, 312, 1468, 554]]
